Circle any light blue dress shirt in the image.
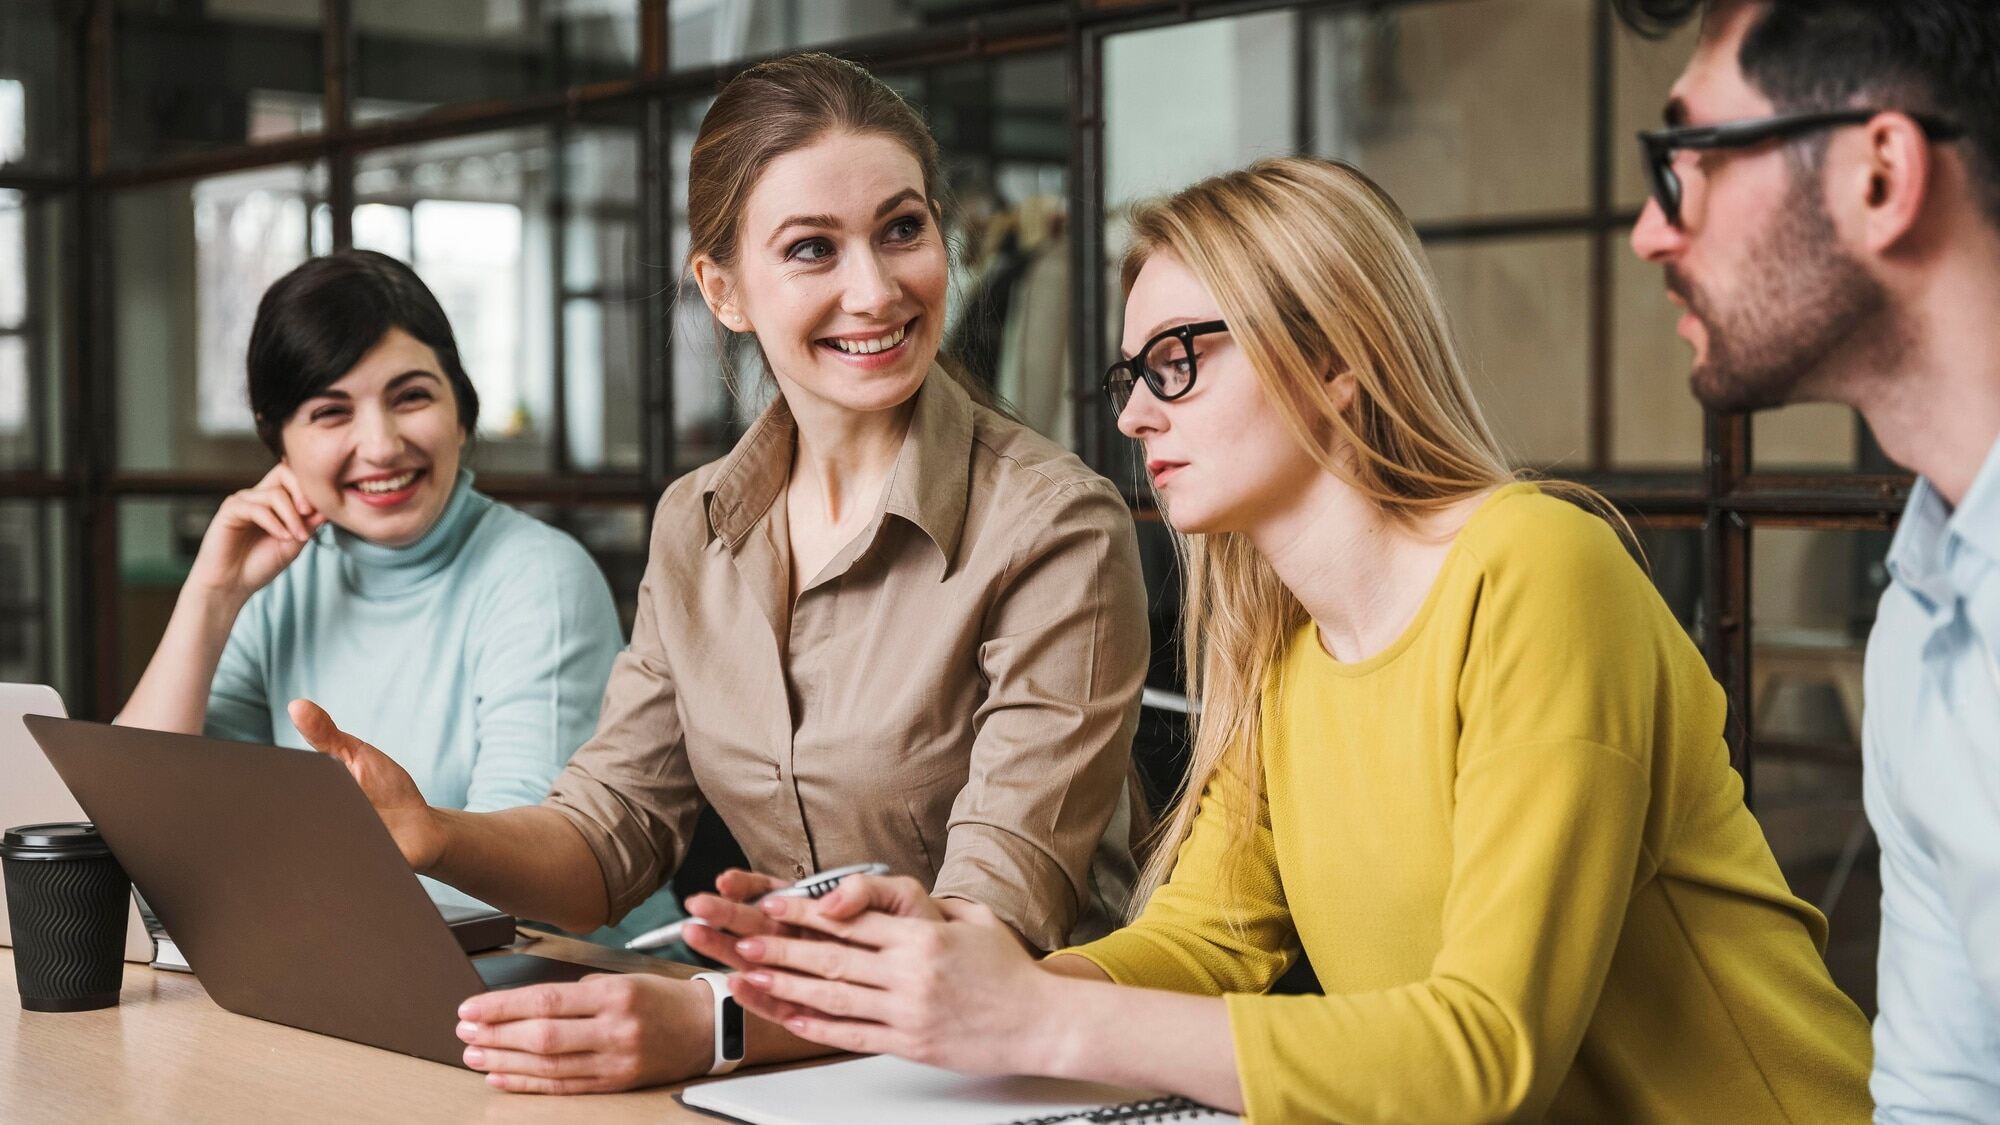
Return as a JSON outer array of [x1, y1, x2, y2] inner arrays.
[[202, 470, 682, 948], [1865, 434, 2000, 1122]]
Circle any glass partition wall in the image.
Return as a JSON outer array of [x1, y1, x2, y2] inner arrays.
[[2, 0, 1906, 1015]]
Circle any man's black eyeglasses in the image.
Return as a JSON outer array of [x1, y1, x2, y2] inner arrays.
[[1638, 109, 1964, 227], [1103, 319, 1230, 415]]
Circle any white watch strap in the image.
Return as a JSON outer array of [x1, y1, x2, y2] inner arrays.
[[692, 972, 742, 1076]]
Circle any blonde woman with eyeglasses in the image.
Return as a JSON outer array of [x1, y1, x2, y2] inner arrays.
[[721, 156, 1873, 1123]]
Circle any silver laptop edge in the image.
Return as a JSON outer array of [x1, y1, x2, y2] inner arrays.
[[0, 683, 155, 963]]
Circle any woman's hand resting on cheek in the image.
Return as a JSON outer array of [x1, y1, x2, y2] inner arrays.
[[188, 463, 327, 605], [725, 875, 1059, 1077]]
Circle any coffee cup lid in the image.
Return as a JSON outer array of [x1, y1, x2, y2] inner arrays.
[[1, 822, 112, 861]]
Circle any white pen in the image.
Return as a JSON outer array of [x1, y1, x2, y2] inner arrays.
[[623, 862, 892, 951]]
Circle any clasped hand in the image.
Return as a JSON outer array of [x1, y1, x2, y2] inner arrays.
[[452, 870, 976, 1093], [724, 874, 1059, 1077]]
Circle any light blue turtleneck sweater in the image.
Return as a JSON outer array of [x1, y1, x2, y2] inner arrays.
[[203, 470, 682, 945]]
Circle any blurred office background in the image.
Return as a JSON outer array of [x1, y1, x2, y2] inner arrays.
[[1, 0, 1901, 1012]]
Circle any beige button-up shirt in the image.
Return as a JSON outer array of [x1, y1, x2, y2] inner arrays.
[[545, 369, 1147, 949]]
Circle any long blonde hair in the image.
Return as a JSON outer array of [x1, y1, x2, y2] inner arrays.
[[1128, 156, 1615, 912]]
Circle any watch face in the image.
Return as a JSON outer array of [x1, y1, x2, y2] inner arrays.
[[721, 996, 746, 1060]]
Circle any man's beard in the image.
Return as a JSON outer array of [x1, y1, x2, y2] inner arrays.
[[1669, 170, 1889, 413]]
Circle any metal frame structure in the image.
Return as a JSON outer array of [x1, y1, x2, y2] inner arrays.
[[0, 0, 1909, 809]]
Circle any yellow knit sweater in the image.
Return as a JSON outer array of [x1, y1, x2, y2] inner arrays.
[[1066, 484, 1872, 1123]]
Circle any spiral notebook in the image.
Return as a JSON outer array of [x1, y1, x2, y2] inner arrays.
[[677, 1053, 1242, 1124]]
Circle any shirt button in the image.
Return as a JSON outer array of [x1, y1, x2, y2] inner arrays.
[[792, 863, 807, 879]]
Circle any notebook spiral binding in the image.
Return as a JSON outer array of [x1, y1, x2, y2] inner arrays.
[[1008, 1095, 1231, 1123]]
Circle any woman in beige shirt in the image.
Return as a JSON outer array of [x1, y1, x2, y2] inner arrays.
[[293, 51, 1148, 1093]]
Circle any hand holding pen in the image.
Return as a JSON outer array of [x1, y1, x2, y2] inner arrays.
[[627, 862, 890, 957]]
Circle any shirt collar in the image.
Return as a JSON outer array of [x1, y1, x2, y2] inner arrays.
[[1948, 431, 2000, 566], [881, 367, 974, 566], [702, 365, 975, 569], [702, 392, 795, 550], [1887, 432, 2000, 613]]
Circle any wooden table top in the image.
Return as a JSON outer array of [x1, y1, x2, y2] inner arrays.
[[0, 932, 766, 1123]]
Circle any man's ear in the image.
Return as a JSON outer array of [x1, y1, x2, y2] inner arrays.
[[690, 254, 749, 332], [1855, 111, 1938, 254]]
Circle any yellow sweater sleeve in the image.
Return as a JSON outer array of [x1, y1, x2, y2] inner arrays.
[[1226, 739, 1652, 1121], [1062, 765, 1299, 998], [1220, 512, 1679, 1123]]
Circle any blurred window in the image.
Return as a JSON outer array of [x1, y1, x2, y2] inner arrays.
[[0, 80, 24, 166], [0, 189, 24, 435], [193, 168, 330, 434]]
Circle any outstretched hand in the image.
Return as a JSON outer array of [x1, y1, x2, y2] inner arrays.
[[289, 698, 447, 870]]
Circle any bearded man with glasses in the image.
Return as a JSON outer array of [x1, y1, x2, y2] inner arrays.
[[1621, 1, 2000, 1119]]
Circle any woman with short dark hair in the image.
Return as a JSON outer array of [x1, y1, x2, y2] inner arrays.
[[116, 250, 679, 941]]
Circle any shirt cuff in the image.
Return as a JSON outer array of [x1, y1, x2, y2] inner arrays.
[[1225, 992, 1285, 1125], [1047, 944, 1137, 984], [1051, 927, 1228, 996], [542, 783, 662, 925], [932, 822, 1077, 952]]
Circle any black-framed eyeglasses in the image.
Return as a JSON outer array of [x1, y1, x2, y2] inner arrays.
[[1638, 109, 1964, 227], [1103, 319, 1229, 415]]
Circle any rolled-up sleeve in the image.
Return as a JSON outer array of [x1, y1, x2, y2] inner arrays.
[[930, 478, 1147, 950], [542, 492, 705, 926]]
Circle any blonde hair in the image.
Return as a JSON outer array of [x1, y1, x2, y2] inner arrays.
[[1127, 156, 1621, 913]]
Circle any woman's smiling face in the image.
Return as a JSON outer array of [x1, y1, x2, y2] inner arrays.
[[278, 327, 467, 548], [700, 129, 948, 417]]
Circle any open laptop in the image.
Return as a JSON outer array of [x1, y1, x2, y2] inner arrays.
[[23, 715, 612, 1067], [0, 684, 155, 963]]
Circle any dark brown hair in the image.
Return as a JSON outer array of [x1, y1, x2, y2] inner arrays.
[[1613, 0, 2000, 225], [686, 51, 948, 274], [247, 250, 478, 456]]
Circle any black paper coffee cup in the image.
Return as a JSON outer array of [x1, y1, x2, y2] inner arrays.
[[2, 823, 129, 1012]]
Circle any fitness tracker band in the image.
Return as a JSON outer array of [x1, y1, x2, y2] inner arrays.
[[692, 972, 745, 1075]]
